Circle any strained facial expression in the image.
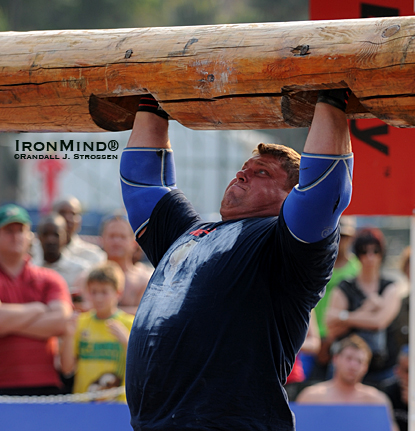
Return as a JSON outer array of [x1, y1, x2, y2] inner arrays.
[[220, 154, 290, 221]]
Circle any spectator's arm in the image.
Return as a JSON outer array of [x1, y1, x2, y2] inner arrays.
[[15, 300, 73, 339], [301, 310, 321, 355], [0, 301, 47, 337], [59, 313, 78, 376], [106, 319, 130, 349], [346, 284, 402, 331], [325, 287, 351, 340]]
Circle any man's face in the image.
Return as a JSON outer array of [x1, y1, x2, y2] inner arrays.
[[220, 154, 290, 221], [334, 346, 369, 385], [102, 219, 136, 260], [358, 243, 382, 270], [38, 222, 66, 261], [57, 201, 81, 238], [0, 222, 31, 258]]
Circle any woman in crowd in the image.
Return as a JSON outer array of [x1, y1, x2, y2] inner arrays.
[[326, 227, 402, 386]]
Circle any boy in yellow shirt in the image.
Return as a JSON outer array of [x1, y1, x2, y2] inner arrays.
[[60, 261, 134, 401]]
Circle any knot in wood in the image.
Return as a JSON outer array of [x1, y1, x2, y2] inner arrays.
[[382, 25, 400, 38], [291, 45, 310, 56]]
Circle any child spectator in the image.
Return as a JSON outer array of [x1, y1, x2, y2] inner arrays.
[[60, 261, 134, 401]]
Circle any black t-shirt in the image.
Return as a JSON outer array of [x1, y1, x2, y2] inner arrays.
[[383, 380, 408, 431], [338, 278, 395, 373], [126, 190, 338, 431]]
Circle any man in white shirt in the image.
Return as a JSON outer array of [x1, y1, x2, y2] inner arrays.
[[53, 196, 106, 266], [35, 212, 90, 295]]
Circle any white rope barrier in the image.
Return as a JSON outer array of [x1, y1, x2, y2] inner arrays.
[[0, 386, 125, 404]]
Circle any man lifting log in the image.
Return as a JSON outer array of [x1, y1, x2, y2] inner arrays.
[[120, 89, 353, 431]]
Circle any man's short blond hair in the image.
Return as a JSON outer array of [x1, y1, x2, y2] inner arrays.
[[252, 143, 301, 191], [86, 261, 125, 294], [332, 334, 373, 364]]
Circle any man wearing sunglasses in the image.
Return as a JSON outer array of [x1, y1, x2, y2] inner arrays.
[[326, 227, 402, 386]]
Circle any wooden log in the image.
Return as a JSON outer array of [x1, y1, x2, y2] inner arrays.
[[1, 16, 415, 132]]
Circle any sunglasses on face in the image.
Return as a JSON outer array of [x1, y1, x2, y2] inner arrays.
[[360, 247, 381, 255]]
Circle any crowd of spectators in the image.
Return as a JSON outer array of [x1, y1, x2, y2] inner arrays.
[[0, 200, 410, 427], [0, 199, 153, 401], [285, 217, 410, 430]]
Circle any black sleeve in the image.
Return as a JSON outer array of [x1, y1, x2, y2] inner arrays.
[[138, 190, 202, 268], [277, 203, 340, 300]]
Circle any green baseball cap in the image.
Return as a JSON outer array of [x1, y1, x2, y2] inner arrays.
[[0, 204, 31, 228]]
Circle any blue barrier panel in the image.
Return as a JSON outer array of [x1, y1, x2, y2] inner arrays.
[[291, 403, 392, 431], [0, 403, 392, 431], [1, 403, 131, 431]]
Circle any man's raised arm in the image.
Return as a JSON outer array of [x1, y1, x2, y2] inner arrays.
[[304, 96, 351, 155], [120, 96, 175, 238], [283, 89, 353, 243]]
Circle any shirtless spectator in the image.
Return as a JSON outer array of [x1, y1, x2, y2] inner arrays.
[[53, 196, 106, 266], [101, 213, 153, 315], [296, 335, 398, 431], [0, 204, 72, 395]]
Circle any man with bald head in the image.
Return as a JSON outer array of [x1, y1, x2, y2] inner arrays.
[[53, 196, 106, 266]]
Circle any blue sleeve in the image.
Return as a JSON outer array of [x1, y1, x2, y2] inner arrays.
[[120, 147, 176, 238], [283, 153, 353, 243]]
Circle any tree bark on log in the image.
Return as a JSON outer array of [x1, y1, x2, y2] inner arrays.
[[1, 16, 414, 132]]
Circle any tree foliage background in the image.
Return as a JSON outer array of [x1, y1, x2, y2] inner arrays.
[[0, 0, 308, 31]]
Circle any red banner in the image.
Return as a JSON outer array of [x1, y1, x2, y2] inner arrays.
[[310, 0, 415, 215]]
